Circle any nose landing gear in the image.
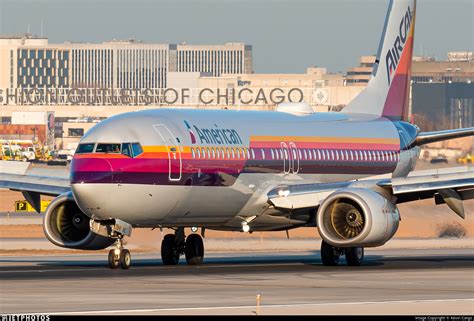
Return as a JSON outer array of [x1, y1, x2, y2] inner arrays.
[[108, 238, 131, 269], [161, 228, 204, 265]]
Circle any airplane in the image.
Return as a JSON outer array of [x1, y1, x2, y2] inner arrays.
[[1, 0, 473, 269]]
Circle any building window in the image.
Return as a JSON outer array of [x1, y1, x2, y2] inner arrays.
[[68, 128, 85, 137]]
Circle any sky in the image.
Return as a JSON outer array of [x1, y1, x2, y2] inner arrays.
[[0, 0, 472, 73]]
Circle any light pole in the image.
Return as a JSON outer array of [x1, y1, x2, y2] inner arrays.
[[31, 127, 37, 142]]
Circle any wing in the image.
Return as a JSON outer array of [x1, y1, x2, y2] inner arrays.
[[0, 161, 70, 212], [267, 166, 474, 219]]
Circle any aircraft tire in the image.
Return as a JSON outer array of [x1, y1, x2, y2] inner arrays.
[[161, 234, 180, 265], [185, 234, 204, 265], [108, 249, 120, 269], [345, 247, 364, 266], [320, 240, 340, 266], [120, 249, 131, 269]]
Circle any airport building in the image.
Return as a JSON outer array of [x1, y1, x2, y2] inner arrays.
[[1, 35, 473, 147], [0, 35, 253, 89]]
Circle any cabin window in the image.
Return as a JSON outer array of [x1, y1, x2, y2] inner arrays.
[[345, 150, 348, 160], [270, 149, 275, 159], [316, 150, 320, 160], [298, 149, 302, 159], [191, 148, 195, 158], [231, 148, 235, 159], [206, 148, 211, 159], [197, 148, 201, 158], [261, 149, 266, 159], [251, 149, 255, 159], [96, 143, 121, 153], [363, 150, 367, 161], [211, 148, 216, 158], [303, 149, 307, 160], [76, 143, 95, 154], [350, 150, 354, 161]]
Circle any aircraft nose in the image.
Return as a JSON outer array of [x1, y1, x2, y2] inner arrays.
[[70, 156, 114, 184]]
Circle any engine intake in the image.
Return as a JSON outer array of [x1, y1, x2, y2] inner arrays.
[[43, 192, 115, 250], [317, 188, 400, 247]]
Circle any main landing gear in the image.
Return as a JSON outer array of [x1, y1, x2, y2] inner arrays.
[[161, 228, 204, 265], [320, 240, 364, 266], [108, 238, 132, 269]]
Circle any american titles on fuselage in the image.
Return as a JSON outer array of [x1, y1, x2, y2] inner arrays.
[[184, 120, 243, 145]]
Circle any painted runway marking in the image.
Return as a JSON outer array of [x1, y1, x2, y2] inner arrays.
[[30, 298, 474, 315]]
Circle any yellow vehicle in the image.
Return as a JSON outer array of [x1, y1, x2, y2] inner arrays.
[[0, 144, 18, 160], [457, 154, 472, 165]]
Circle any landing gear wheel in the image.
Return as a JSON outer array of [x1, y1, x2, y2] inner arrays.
[[108, 249, 120, 269], [120, 249, 131, 269], [185, 234, 204, 265], [320, 240, 341, 266], [345, 247, 364, 266], [161, 234, 180, 265]]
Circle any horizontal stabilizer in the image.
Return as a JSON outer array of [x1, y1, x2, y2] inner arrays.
[[415, 127, 474, 146]]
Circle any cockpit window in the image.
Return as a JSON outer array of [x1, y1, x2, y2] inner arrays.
[[122, 143, 132, 157], [76, 143, 95, 154], [96, 143, 121, 153], [131, 143, 143, 157]]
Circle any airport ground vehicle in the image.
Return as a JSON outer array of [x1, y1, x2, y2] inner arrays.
[[430, 155, 448, 164], [457, 154, 472, 165], [0, 140, 36, 161]]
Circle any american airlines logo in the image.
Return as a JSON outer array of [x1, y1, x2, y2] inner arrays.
[[385, 6, 413, 85], [184, 121, 243, 145]]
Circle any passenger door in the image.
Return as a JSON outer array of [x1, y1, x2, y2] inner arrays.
[[153, 124, 182, 181], [289, 142, 300, 174], [281, 142, 290, 174]]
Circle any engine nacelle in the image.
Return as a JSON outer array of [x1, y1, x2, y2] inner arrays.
[[43, 192, 115, 250], [317, 188, 400, 247]]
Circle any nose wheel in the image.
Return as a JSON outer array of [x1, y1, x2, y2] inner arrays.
[[161, 228, 205, 266], [108, 238, 131, 269]]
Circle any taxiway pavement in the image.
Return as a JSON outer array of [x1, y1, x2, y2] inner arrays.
[[0, 248, 473, 315]]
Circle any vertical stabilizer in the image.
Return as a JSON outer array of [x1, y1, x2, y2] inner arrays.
[[343, 0, 416, 121]]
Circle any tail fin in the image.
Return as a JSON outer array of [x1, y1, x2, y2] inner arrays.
[[343, 0, 416, 121]]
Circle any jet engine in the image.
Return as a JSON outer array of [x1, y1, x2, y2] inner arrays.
[[43, 192, 115, 250], [317, 188, 400, 247]]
